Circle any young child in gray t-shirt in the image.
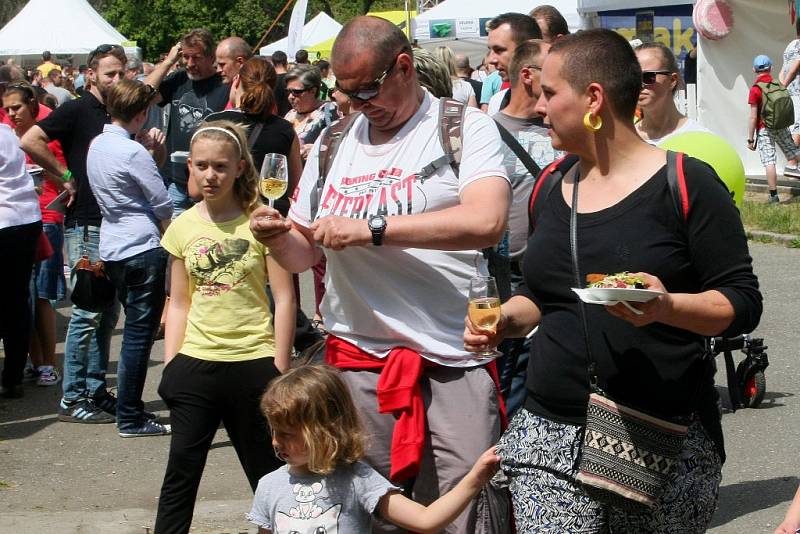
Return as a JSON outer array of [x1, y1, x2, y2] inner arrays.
[[248, 365, 501, 534]]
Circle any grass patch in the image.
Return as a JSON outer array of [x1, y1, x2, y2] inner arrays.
[[740, 200, 800, 235], [0, 481, 11, 489]]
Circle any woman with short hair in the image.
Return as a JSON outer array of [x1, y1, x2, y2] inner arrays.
[[465, 29, 762, 532]]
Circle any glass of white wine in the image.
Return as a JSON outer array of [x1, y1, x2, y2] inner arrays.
[[467, 275, 502, 358], [259, 153, 288, 208]]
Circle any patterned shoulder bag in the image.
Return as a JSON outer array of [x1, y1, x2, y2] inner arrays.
[[567, 165, 691, 510]]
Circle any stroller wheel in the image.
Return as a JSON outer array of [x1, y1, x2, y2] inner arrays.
[[736, 362, 766, 408]]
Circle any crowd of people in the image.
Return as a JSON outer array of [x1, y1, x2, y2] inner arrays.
[[3, 3, 800, 534]]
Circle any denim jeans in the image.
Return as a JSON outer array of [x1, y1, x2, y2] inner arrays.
[[167, 182, 194, 219], [62, 225, 121, 401], [105, 247, 168, 430]]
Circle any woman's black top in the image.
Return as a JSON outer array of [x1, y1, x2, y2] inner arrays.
[[205, 110, 296, 214], [519, 157, 762, 460]]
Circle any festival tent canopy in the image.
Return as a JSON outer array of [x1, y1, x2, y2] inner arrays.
[[259, 11, 342, 57], [306, 10, 416, 60], [0, 0, 128, 56], [412, 0, 584, 42]]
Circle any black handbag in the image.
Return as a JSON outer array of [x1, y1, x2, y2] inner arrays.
[[566, 163, 690, 510], [70, 204, 116, 313]]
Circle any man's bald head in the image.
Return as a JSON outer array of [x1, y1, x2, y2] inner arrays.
[[218, 36, 252, 60], [216, 36, 253, 84], [332, 16, 412, 76]]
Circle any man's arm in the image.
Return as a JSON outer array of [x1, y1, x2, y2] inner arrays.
[[145, 43, 182, 105], [20, 125, 76, 201]]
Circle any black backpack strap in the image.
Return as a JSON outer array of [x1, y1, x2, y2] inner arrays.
[[528, 154, 579, 233], [495, 121, 542, 180], [311, 112, 360, 220], [665, 150, 689, 224]]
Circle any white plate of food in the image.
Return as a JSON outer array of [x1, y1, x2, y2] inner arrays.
[[572, 272, 662, 306]]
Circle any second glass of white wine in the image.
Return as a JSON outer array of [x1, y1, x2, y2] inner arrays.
[[259, 153, 288, 208], [467, 275, 502, 358]]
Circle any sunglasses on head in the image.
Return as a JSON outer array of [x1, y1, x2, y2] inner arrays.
[[287, 87, 313, 97], [641, 70, 672, 86], [88, 44, 124, 66], [4, 81, 36, 100], [334, 52, 401, 102]]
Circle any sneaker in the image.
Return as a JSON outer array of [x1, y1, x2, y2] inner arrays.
[[784, 165, 800, 178], [58, 398, 116, 423], [0, 384, 24, 399], [36, 367, 61, 387], [118, 420, 171, 438], [768, 194, 780, 204], [93, 391, 117, 415]]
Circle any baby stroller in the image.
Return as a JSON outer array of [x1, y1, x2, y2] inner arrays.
[[709, 334, 769, 409]]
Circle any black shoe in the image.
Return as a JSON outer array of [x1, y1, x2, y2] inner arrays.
[[118, 420, 171, 438], [93, 391, 117, 415], [0, 384, 24, 399], [58, 398, 116, 424]]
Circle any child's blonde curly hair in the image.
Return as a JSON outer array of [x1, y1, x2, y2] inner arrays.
[[261, 365, 368, 475]]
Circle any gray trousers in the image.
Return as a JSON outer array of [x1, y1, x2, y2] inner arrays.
[[340, 364, 510, 534]]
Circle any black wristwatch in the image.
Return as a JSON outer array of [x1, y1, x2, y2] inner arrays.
[[368, 215, 387, 246]]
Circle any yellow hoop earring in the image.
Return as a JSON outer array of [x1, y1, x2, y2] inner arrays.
[[583, 112, 602, 131]]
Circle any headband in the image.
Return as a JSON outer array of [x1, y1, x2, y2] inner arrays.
[[191, 126, 242, 155]]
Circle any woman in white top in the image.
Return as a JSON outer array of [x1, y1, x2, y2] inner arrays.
[[635, 42, 710, 145], [0, 124, 42, 398], [435, 45, 478, 108]]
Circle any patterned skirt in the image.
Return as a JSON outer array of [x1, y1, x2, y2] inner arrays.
[[496, 409, 722, 533]]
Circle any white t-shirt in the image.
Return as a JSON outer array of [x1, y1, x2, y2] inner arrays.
[[451, 78, 475, 105], [290, 92, 509, 366], [0, 124, 40, 230], [643, 117, 711, 146], [487, 88, 509, 115]]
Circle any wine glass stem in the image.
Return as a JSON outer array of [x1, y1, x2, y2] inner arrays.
[[268, 198, 274, 208]]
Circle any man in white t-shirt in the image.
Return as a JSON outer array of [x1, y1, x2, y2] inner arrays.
[[251, 16, 511, 534]]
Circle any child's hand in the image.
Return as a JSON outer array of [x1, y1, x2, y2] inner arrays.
[[774, 516, 800, 534], [747, 139, 756, 151], [467, 446, 502, 487]]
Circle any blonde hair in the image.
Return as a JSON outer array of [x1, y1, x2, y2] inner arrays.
[[189, 119, 260, 213], [261, 365, 367, 475]]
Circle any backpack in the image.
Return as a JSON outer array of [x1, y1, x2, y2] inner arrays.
[[755, 80, 795, 130], [311, 97, 467, 220]]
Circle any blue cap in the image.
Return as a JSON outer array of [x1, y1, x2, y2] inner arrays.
[[753, 55, 773, 71]]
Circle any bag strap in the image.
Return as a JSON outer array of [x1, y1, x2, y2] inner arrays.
[[311, 112, 361, 220], [434, 97, 466, 178], [247, 121, 264, 150], [528, 154, 579, 234], [665, 151, 689, 224], [567, 167, 602, 393], [495, 121, 542, 180]]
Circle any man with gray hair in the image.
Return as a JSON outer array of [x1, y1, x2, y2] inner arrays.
[[125, 57, 143, 80], [251, 15, 511, 534], [146, 28, 229, 214]]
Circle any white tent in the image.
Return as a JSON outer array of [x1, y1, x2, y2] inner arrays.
[[0, 0, 128, 57], [259, 12, 342, 57], [412, 0, 584, 42]]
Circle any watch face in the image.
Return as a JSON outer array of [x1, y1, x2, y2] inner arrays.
[[368, 216, 385, 231]]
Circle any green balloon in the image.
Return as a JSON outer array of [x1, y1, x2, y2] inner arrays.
[[659, 131, 745, 207]]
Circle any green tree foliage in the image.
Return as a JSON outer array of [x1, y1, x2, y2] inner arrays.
[[1, 0, 407, 62]]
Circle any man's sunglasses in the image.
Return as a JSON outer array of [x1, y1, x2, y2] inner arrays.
[[287, 87, 314, 97], [641, 70, 672, 86], [88, 44, 125, 66], [334, 52, 401, 102]]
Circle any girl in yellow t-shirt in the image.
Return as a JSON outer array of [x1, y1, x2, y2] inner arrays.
[[156, 120, 295, 533]]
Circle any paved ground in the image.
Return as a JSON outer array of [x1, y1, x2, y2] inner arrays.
[[1, 245, 799, 533]]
